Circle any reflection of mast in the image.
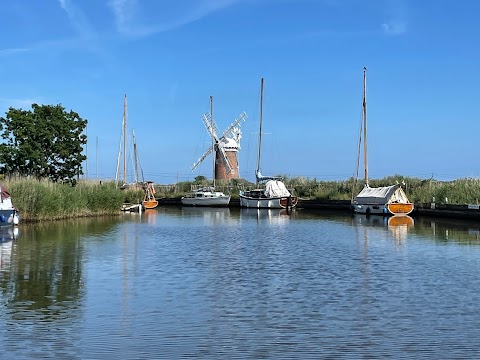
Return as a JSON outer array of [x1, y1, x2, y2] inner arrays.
[[122, 231, 129, 316]]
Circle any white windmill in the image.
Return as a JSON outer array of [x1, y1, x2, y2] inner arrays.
[[192, 97, 247, 181]]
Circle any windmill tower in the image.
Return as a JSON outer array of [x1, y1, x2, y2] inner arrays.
[[192, 100, 247, 181]]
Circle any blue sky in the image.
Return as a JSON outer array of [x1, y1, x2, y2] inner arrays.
[[1, 0, 479, 184]]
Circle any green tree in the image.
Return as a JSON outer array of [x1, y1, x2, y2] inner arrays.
[[194, 175, 208, 184], [0, 104, 87, 182]]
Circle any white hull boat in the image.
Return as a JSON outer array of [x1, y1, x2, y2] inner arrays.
[[181, 187, 231, 207], [239, 78, 297, 210]]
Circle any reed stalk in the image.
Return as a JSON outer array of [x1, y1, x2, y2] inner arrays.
[[3, 178, 143, 222]]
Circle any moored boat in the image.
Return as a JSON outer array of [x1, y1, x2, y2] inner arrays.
[[351, 67, 413, 216], [183, 96, 232, 207], [181, 187, 231, 207], [239, 78, 297, 209], [143, 181, 158, 209], [240, 180, 298, 209], [0, 185, 20, 227], [353, 184, 414, 215]]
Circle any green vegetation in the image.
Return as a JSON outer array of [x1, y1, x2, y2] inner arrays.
[[283, 175, 480, 205], [5, 178, 144, 222], [3, 174, 480, 223], [0, 104, 87, 183], [156, 175, 480, 205]]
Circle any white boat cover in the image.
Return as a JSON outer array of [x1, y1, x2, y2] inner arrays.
[[354, 184, 409, 205], [265, 180, 291, 198]]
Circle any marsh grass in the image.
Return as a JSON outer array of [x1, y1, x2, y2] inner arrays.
[[3, 178, 144, 222], [157, 176, 480, 204], [284, 176, 480, 204], [6, 175, 479, 223]]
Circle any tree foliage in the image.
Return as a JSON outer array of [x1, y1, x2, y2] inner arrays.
[[0, 104, 87, 182]]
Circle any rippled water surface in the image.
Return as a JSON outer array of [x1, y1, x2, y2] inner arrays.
[[2, 208, 480, 359]]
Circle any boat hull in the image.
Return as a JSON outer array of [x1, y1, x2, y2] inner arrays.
[[181, 196, 231, 207], [353, 202, 414, 216], [0, 209, 19, 227], [239, 195, 298, 209], [143, 200, 158, 209], [387, 203, 414, 215]]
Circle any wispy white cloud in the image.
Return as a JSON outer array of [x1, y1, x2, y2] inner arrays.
[[381, 0, 408, 36], [57, 0, 98, 44], [0, 37, 80, 59], [108, 0, 241, 37], [1, 1, 107, 59]]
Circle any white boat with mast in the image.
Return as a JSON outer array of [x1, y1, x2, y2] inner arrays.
[[115, 94, 158, 210], [181, 96, 231, 207], [239, 78, 298, 209], [352, 67, 414, 216]]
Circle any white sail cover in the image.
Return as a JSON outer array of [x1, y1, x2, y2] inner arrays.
[[354, 184, 409, 205], [265, 180, 291, 197]]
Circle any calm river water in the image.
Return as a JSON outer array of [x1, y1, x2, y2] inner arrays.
[[1, 207, 480, 359]]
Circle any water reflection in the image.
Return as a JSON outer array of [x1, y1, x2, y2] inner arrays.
[[181, 207, 232, 225], [0, 227, 18, 272], [388, 215, 414, 244], [240, 208, 294, 224], [352, 214, 415, 246], [414, 217, 480, 245], [3, 210, 480, 358], [0, 217, 123, 359]]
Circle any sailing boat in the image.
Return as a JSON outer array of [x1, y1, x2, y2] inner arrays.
[[115, 95, 158, 209], [352, 67, 414, 215], [181, 96, 231, 207], [239, 78, 298, 209], [143, 181, 158, 209]]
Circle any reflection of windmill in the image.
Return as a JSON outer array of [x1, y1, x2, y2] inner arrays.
[[192, 98, 247, 181]]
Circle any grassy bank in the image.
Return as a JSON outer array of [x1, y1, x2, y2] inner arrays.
[[290, 176, 480, 204], [7, 175, 480, 222], [157, 176, 480, 205], [5, 178, 144, 222]]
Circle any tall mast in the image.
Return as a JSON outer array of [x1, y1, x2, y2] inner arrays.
[[96, 136, 98, 179], [363, 67, 368, 186], [133, 129, 139, 184], [123, 94, 127, 186], [256, 78, 264, 187], [210, 96, 215, 189]]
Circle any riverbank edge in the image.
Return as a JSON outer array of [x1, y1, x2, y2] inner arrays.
[[157, 198, 480, 220]]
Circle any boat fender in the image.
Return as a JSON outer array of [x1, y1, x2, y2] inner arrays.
[[366, 207, 371, 215], [13, 215, 19, 225], [0, 215, 5, 222]]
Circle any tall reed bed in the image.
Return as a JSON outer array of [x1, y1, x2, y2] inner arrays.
[[3, 178, 144, 222], [284, 176, 480, 204]]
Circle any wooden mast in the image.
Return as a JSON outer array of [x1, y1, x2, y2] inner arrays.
[[363, 67, 368, 186], [210, 96, 215, 189], [133, 129, 139, 185], [123, 94, 127, 186], [256, 78, 264, 188]]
